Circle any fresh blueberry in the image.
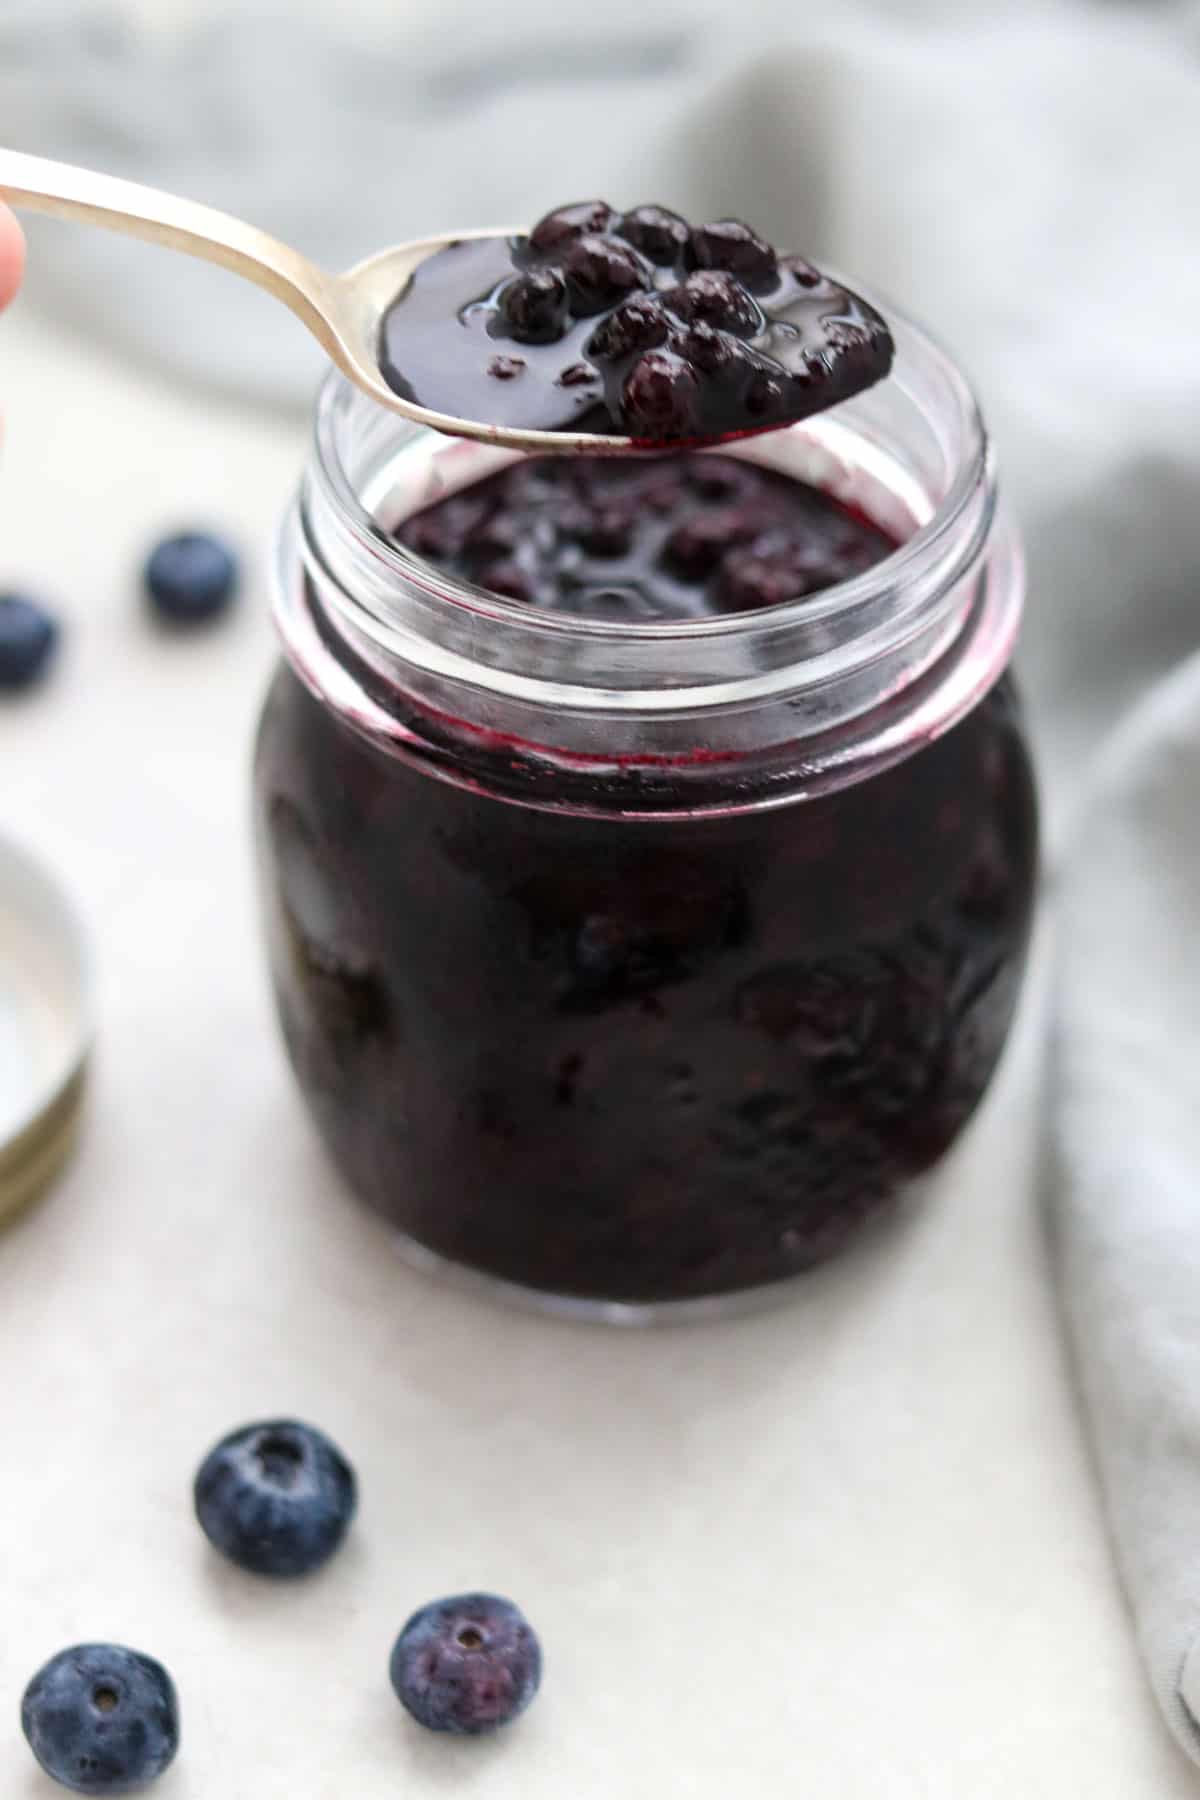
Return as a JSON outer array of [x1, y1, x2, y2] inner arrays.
[[617, 203, 690, 264], [586, 294, 669, 361], [144, 531, 238, 625], [561, 235, 650, 315], [193, 1418, 356, 1577], [498, 269, 568, 344], [621, 349, 700, 439], [21, 1644, 180, 1795], [528, 200, 615, 254], [389, 1593, 543, 1736], [689, 218, 778, 288], [0, 592, 59, 690]]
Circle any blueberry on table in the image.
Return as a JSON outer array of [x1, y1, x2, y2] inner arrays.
[[21, 1643, 179, 1795], [389, 1593, 543, 1735], [193, 1418, 357, 1576], [0, 591, 58, 690], [144, 531, 238, 625]]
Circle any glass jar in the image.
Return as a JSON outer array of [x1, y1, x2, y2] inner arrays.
[[253, 304, 1038, 1321]]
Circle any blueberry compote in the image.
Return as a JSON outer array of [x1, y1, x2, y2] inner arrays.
[[254, 446, 1037, 1310], [394, 454, 893, 620], [379, 202, 893, 441]]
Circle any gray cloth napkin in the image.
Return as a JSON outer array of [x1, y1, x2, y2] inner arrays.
[[7, 0, 1200, 1765], [1051, 656, 1200, 1766]]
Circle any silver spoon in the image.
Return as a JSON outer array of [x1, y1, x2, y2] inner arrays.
[[0, 146, 637, 454]]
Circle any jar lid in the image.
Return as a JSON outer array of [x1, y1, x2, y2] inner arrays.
[[0, 831, 91, 1222]]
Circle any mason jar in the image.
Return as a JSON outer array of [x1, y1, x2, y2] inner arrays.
[[253, 304, 1038, 1321]]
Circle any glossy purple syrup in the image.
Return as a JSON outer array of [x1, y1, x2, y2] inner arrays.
[[255, 672, 1036, 1304], [254, 456, 1037, 1305], [378, 202, 894, 443], [395, 453, 894, 621]]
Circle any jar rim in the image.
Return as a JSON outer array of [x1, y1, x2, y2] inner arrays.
[[308, 290, 989, 649], [278, 292, 1022, 805]]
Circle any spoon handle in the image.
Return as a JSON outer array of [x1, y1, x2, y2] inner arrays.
[[0, 146, 341, 356]]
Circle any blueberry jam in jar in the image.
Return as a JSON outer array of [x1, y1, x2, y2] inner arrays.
[[254, 304, 1037, 1318]]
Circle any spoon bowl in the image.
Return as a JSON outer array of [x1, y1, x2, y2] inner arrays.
[[0, 148, 638, 454]]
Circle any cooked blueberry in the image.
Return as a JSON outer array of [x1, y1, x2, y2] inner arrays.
[[561, 503, 634, 557], [718, 556, 795, 611], [689, 219, 778, 288], [0, 592, 59, 690], [688, 458, 754, 500], [617, 203, 690, 264], [390, 1593, 542, 1736], [572, 913, 630, 985], [21, 1644, 179, 1795], [676, 322, 737, 373], [744, 370, 786, 418], [562, 235, 651, 315], [463, 511, 521, 561], [398, 516, 446, 559], [781, 253, 823, 288], [587, 293, 669, 361], [528, 199, 615, 254], [487, 354, 526, 380], [400, 493, 489, 561], [639, 468, 687, 511], [498, 269, 568, 344], [621, 349, 700, 439], [662, 506, 766, 579], [380, 202, 895, 440], [384, 449, 893, 620], [144, 531, 238, 625], [476, 560, 534, 602], [718, 547, 836, 611], [664, 271, 760, 335], [824, 319, 873, 356], [193, 1418, 356, 1577]]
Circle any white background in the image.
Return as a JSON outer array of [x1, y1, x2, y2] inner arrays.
[[2, 1, 1199, 1792]]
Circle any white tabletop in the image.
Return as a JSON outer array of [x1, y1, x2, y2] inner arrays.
[[0, 294, 1195, 1798]]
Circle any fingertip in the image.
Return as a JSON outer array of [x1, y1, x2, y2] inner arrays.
[[0, 206, 26, 311]]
